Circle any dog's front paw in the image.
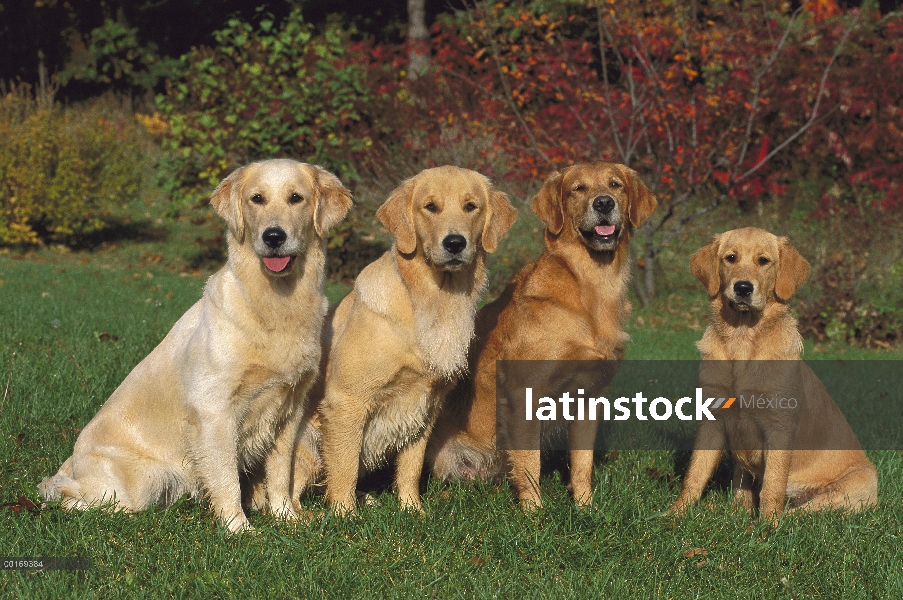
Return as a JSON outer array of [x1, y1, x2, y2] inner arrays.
[[267, 498, 299, 521], [329, 499, 357, 518], [399, 497, 425, 515], [519, 497, 543, 512], [222, 513, 254, 534], [662, 501, 689, 517]]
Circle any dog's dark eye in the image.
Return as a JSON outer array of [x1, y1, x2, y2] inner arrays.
[[573, 184, 585, 192], [610, 180, 622, 189], [250, 193, 264, 204], [758, 256, 770, 266], [289, 193, 303, 204], [725, 254, 737, 264], [463, 202, 478, 213], [424, 202, 439, 213]]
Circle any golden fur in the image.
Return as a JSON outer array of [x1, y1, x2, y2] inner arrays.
[[427, 161, 657, 509], [38, 159, 352, 532], [668, 227, 878, 518], [290, 166, 517, 514]]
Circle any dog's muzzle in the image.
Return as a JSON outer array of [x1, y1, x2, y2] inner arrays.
[[734, 280, 754, 298], [260, 226, 294, 274], [442, 234, 467, 255], [728, 280, 756, 311], [262, 227, 287, 249], [579, 196, 621, 251], [433, 233, 471, 269]]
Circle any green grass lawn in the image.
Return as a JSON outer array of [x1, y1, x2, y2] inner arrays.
[[1, 249, 901, 598]]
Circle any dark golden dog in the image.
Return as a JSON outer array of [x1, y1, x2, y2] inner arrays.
[[428, 161, 657, 509]]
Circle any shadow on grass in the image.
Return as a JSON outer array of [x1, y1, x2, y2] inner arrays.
[[669, 448, 735, 494], [65, 218, 170, 250]]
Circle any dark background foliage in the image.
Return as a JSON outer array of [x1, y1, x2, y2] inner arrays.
[[1, 0, 901, 347]]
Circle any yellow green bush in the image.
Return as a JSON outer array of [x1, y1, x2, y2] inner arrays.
[[0, 88, 146, 245]]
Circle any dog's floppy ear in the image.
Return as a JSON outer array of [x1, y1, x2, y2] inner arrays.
[[690, 236, 721, 297], [211, 166, 246, 242], [530, 170, 564, 235], [377, 178, 417, 254], [312, 165, 353, 237], [774, 237, 810, 301], [481, 189, 518, 253], [619, 165, 658, 228]]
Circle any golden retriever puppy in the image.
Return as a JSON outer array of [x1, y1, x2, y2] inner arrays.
[[427, 161, 658, 510], [290, 166, 517, 515], [38, 159, 352, 532], [668, 227, 877, 518]]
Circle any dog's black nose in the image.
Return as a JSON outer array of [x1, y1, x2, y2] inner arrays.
[[734, 281, 754, 297], [262, 227, 287, 249], [442, 234, 467, 255], [592, 196, 615, 214]]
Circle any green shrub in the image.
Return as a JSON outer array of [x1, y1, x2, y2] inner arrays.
[[58, 18, 180, 97], [156, 9, 382, 210], [0, 87, 146, 245]]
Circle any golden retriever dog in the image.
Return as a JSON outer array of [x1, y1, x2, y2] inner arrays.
[[38, 159, 352, 532], [667, 227, 877, 518], [289, 166, 517, 515], [427, 161, 658, 510]]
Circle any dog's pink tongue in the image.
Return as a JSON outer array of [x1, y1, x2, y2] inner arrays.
[[595, 224, 616, 236], [263, 256, 290, 272]]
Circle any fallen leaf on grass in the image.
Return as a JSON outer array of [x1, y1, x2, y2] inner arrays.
[[142, 252, 163, 265], [469, 556, 486, 566], [683, 547, 708, 559], [5, 496, 38, 514], [94, 331, 120, 342], [16, 433, 25, 446]]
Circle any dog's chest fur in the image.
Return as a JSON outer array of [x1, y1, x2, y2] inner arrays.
[[357, 252, 481, 379], [212, 260, 326, 467], [410, 281, 478, 379], [353, 252, 483, 467], [698, 301, 803, 361]]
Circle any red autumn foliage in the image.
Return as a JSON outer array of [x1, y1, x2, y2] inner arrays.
[[158, 2, 901, 333], [376, 1, 903, 303]]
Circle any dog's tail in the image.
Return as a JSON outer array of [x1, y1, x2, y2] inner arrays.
[[38, 458, 89, 509], [426, 424, 500, 482]]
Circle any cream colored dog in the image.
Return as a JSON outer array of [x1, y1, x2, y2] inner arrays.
[[668, 227, 877, 518], [290, 166, 517, 515], [38, 159, 351, 532]]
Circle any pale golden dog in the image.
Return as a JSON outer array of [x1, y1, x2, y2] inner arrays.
[[38, 159, 352, 532], [427, 161, 658, 510], [668, 227, 878, 518], [290, 166, 517, 515]]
